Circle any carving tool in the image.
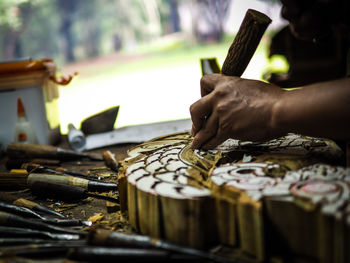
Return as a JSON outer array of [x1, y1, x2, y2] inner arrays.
[[0, 226, 80, 240], [5, 158, 60, 170], [0, 191, 65, 220], [7, 142, 103, 161], [0, 171, 28, 189], [0, 238, 80, 246], [200, 57, 221, 76], [0, 201, 91, 227], [12, 196, 66, 218], [23, 162, 102, 181], [88, 229, 234, 263], [0, 211, 86, 235], [0, 242, 86, 259], [67, 247, 199, 262], [221, 9, 271, 77], [29, 181, 120, 204], [27, 172, 118, 192], [103, 150, 119, 172], [198, 9, 271, 145], [0, 172, 118, 192]]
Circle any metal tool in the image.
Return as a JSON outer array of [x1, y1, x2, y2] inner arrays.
[[0, 201, 91, 227], [26, 172, 118, 192], [67, 247, 199, 262], [23, 163, 102, 181], [88, 229, 236, 263], [0, 211, 86, 235], [29, 181, 120, 204], [0, 172, 118, 192], [103, 150, 119, 172], [0, 226, 80, 240]]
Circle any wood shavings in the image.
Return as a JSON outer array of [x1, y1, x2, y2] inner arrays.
[[88, 212, 104, 223], [88, 211, 133, 233], [53, 203, 79, 212]]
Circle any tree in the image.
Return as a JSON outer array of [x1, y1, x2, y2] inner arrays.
[[56, 0, 80, 62], [169, 0, 180, 32], [195, 0, 232, 42], [0, 0, 39, 59]]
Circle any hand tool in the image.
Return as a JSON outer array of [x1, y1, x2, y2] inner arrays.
[[0, 237, 80, 246], [7, 142, 103, 161], [200, 57, 221, 75], [197, 9, 272, 143], [67, 247, 202, 262], [0, 171, 118, 192], [5, 158, 60, 170], [88, 229, 236, 263], [29, 181, 120, 204], [0, 201, 91, 227], [0, 211, 86, 235], [103, 150, 119, 172], [10, 195, 66, 218], [27, 172, 118, 192], [0, 226, 80, 240], [23, 162, 103, 181], [0, 241, 86, 259], [221, 9, 272, 77], [0, 171, 27, 189]]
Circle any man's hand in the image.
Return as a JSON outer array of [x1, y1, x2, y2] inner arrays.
[[190, 74, 286, 150]]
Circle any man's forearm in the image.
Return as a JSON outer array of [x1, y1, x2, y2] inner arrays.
[[272, 78, 350, 140]]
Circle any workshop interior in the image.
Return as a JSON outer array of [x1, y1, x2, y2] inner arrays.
[[0, 0, 349, 262]]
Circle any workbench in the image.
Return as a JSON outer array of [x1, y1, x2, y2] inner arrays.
[[0, 138, 138, 262], [0, 133, 348, 263]]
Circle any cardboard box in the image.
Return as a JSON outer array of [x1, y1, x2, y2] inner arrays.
[[0, 59, 61, 148]]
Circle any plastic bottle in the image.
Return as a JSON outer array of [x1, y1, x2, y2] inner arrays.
[[14, 98, 38, 144]]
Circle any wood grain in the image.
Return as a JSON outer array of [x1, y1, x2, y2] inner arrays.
[[222, 9, 271, 77]]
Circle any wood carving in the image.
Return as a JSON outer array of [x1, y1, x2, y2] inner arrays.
[[119, 132, 349, 262]]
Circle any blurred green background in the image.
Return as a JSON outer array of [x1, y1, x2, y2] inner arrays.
[[0, 0, 285, 133]]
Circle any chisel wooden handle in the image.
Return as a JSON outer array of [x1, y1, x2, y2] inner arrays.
[[7, 143, 59, 159], [7, 142, 102, 161], [221, 9, 271, 77]]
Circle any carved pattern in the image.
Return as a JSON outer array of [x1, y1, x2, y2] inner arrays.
[[121, 132, 347, 260]]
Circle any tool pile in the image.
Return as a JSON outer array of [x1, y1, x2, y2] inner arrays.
[[0, 142, 232, 262]]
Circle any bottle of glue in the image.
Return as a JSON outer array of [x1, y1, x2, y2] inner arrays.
[[14, 97, 38, 144]]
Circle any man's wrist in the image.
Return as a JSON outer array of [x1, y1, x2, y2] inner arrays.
[[270, 90, 290, 137]]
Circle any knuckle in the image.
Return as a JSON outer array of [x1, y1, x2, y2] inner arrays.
[[216, 102, 228, 114], [213, 87, 228, 98], [189, 104, 196, 115], [189, 102, 201, 116], [200, 76, 209, 88]]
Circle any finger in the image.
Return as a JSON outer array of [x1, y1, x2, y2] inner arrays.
[[200, 119, 230, 149], [200, 73, 223, 97], [189, 95, 213, 136], [201, 133, 227, 150], [191, 112, 219, 149], [191, 124, 196, 136]]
